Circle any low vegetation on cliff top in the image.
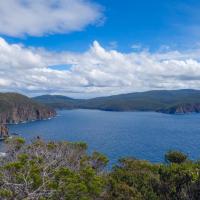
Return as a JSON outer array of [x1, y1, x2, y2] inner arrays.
[[1, 138, 200, 200]]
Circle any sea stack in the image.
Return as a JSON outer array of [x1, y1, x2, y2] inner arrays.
[[0, 124, 9, 138]]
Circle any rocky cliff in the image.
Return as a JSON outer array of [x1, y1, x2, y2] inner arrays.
[[0, 93, 56, 124], [0, 124, 9, 138], [160, 104, 200, 114]]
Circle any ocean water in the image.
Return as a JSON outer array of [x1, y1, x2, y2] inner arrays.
[[5, 109, 200, 166]]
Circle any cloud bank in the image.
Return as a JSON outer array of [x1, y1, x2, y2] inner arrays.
[[1, 37, 200, 97], [0, 0, 103, 37]]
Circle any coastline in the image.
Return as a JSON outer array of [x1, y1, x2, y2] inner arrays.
[[0, 114, 57, 140], [6, 115, 57, 125]]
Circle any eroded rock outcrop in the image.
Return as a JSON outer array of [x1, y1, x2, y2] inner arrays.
[[160, 103, 200, 114], [0, 124, 9, 138]]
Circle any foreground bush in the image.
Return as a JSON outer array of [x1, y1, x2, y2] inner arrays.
[[105, 158, 200, 200], [1, 138, 200, 199], [0, 138, 108, 200]]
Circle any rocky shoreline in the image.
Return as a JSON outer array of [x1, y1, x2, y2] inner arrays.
[[0, 107, 56, 124], [159, 103, 200, 114], [0, 110, 56, 139], [0, 115, 56, 139]]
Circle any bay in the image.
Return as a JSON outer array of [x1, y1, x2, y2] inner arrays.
[[6, 109, 200, 166]]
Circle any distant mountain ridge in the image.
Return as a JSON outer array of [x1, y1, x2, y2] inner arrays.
[[33, 89, 200, 114], [33, 95, 82, 109], [0, 93, 56, 124]]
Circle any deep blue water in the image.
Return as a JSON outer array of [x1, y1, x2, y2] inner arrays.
[[6, 110, 200, 166]]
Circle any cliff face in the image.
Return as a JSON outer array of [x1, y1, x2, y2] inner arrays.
[[0, 124, 9, 138], [0, 93, 56, 124], [160, 104, 200, 114]]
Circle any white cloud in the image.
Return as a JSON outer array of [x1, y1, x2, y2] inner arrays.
[[1, 37, 200, 97], [0, 0, 103, 37]]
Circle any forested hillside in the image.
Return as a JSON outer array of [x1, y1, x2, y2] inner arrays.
[[34, 89, 200, 114]]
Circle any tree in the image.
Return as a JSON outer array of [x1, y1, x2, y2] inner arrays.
[[165, 150, 188, 164], [0, 137, 108, 200], [105, 158, 160, 200]]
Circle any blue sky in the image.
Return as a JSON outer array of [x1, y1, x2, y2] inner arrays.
[[3, 0, 200, 52], [1, 0, 200, 97]]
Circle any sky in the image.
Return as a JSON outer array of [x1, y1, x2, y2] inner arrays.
[[1, 0, 200, 97]]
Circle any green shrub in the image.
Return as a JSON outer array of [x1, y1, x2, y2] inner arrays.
[[165, 150, 188, 164]]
